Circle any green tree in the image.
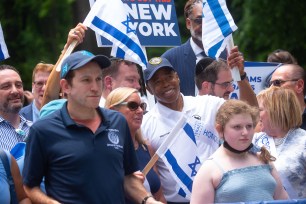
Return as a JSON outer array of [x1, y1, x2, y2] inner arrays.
[[0, 0, 74, 89], [231, 0, 306, 67]]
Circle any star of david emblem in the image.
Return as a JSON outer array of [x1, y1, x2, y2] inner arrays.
[[188, 156, 201, 177], [121, 15, 136, 34]]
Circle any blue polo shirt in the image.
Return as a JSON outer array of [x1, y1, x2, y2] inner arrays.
[[23, 102, 139, 204]]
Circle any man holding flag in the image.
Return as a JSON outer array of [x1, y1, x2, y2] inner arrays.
[[142, 57, 225, 203], [162, 0, 227, 96]]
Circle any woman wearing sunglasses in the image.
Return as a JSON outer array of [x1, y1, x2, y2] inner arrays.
[[253, 86, 306, 199], [105, 87, 166, 204]]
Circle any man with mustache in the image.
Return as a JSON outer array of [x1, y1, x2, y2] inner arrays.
[[0, 65, 32, 151]]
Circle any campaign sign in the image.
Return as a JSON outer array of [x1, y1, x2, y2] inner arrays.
[[230, 62, 281, 99], [89, 0, 181, 47]]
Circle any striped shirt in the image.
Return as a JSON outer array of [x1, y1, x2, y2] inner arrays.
[[0, 115, 32, 151]]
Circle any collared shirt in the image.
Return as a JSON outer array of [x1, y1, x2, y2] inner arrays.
[[23, 103, 138, 204], [32, 100, 40, 122], [142, 94, 224, 202], [190, 38, 205, 64], [0, 115, 32, 151]]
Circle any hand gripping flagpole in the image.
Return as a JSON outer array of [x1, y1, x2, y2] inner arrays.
[[228, 36, 241, 81], [142, 115, 187, 176]]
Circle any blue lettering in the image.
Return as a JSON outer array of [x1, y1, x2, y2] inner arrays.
[[230, 93, 238, 99]]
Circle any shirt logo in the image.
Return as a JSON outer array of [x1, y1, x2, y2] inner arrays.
[[108, 131, 119, 145]]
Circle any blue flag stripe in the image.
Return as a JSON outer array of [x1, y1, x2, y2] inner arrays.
[[0, 44, 5, 60], [164, 150, 193, 192], [178, 188, 187, 198], [116, 47, 125, 58], [91, 16, 147, 66], [183, 123, 197, 144], [207, 0, 233, 37], [208, 39, 224, 59]]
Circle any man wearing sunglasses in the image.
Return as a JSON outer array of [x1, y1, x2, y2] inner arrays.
[[161, 0, 227, 97], [270, 64, 306, 130], [195, 47, 258, 107]]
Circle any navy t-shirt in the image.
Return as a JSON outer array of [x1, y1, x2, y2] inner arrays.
[[23, 103, 139, 204]]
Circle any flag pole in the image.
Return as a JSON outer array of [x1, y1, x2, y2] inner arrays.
[[142, 153, 159, 176], [142, 115, 187, 176], [228, 36, 241, 81]]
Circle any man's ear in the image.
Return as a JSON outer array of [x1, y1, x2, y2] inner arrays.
[[104, 76, 113, 90], [60, 79, 69, 95], [295, 79, 304, 95], [202, 81, 210, 91], [186, 18, 191, 30], [200, 81, 211, 95]]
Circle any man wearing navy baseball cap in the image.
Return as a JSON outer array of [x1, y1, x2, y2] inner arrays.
[[24, 50, 161, 204], [142, 56, 256, 203], [60, 50, 111, 79]]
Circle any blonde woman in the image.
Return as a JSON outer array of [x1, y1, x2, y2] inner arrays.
[[254, 86, 306, 199], [105, 87, 166, 203], [191, 100, 288, 204]]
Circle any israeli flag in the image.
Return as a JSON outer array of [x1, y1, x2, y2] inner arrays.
[[0, 23, 9, 61], [202, 0, 237, 59], [84, 0, 147, 69], [156, 116, 201, 199]]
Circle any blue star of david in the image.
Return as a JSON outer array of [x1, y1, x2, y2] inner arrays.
[[188, 156, 201, 177], [121, 15, 136, 34]]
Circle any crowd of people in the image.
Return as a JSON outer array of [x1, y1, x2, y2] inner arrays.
[[1, 0, 306, 203]]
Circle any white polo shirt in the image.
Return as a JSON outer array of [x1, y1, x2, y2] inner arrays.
[[141, 94, 224, 202]]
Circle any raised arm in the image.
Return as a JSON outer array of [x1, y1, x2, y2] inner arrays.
[[227, 46, 258, 107], [41, 23, 87, 107]]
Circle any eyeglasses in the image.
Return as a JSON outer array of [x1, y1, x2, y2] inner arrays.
[[269, 79, 299, 87], [211, 81, 234, 89], [33, 81, 47, 88], [189, 17, 202, 25], [119, 101, 147, 111]]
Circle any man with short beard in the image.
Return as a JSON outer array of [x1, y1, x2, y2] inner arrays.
[[162, 0, 227, 96], [0, 65, 32, 151]]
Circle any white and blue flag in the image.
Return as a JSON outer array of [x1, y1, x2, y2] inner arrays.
[[84, 0, 147, 69], [156, 116, 201, 199], [0, 23, 9, 61], [202, 0, 237, 59]]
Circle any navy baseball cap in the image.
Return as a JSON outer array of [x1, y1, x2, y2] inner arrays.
[[144, 57, 175, 81], [60, 50, 111, 79]]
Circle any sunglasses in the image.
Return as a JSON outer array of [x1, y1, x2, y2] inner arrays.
[[269, 79, 299, 87], [189, 17, 202, 25], [211, 81, 234, 89], [119, 101, 147, 111]]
